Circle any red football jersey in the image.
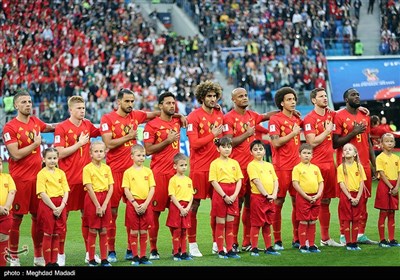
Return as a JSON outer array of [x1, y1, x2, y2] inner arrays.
[[186, 107, 224, 172], [303, 109, 336, 164], [223, 110, 264, 168], [268, 112, 302, 171], [100, 110, 147, 172], [54, 118, 100, 184], [143, 117, 181, 174], [334, 109, 370, 166], [3, 116, 46, 180]]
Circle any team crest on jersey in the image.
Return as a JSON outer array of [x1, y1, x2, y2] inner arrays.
[[4, 183, 8, 188], [152, 200, 158, 207], [54, 135, 60, 143], [28, 131, 34, 141], [14, 204, 20, 211], [123, 125, 131, 134], [101, 123, 108, 131]]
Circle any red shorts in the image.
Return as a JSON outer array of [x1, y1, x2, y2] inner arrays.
[[374, 179, 399, 210], [125, 199, 152, 231], [37, 197, 67, 235], [84, 191, 112, 229], [275, 170, 296, 198], [250, 193, 275, 227], [152, 171, 175, 212], [110, 170, 125, 208], [317, 162, 338, 199], [211, 182, 240, 218], [338, 190, 366, 222], [190, 170, 213, 200], [66, 183, 85, 212], [0, 214, 12, 235], [11, 179, 39, 215], [166, 201, 191, 229], [295, 192, 321, 221]]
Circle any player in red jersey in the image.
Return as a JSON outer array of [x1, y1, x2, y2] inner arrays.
[[100, 88, 156, 262], [100, 88, 184, 262], [303, 88, 343, 248], [186, 80, 224, 257], [2, 90, 56, 266], [333, 88, 378, 245], [223, 87, 278, 252], [268, 87, 303, 251], [143, 92, 184, 260], [53, 95, 101, 265]]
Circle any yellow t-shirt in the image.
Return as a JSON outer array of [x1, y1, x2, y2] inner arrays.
[[122, 166, 155, 200], [376, 152, 400, 180], [292, 162, 323, 194], [209, 158, 243, 184], [168, 174, 194, 202], [36, 168, 70, 198], [0, 173, 16, 208], [247, 160, 277, 195], [337, 162, 366, 192], [83, 162, 114, 192]]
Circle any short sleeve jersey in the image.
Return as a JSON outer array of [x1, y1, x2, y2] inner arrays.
[[186, 107, 224, 172], [247, 160, 277, 195], [168, 174, 194, 202], [303, 109, 336, 164], [2, 116, 47, 180], [337, 162, 366, 192], [54, 118, 100, 184], [268, 112, 302, 170], [292, 162, 323, 194], [334, 109, 370, 166], [376, 152, 400, 180], [223, 110, 264, 168], [143, 117, 181, 174], [209, 158, 244, 183], [0, 173, 16, 208], [83, 162, 114, 192], [36, 168, 70, 198], [122, 166, 156, 200], [100, 110, 147, 172]]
